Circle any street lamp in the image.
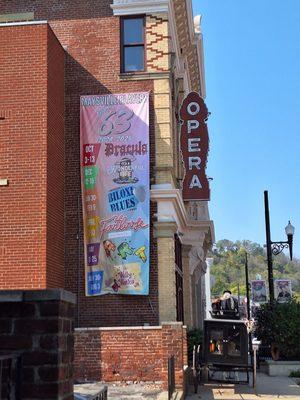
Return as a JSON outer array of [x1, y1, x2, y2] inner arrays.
[[264, 190, 295, 303], [244, 251, 251, 320], [285, 221, 295, 261]]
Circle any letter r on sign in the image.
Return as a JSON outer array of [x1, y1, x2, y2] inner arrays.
[[189, 157, 201, 170]]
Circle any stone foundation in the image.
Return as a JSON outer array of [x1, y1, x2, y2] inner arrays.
[[267, 360, 300, 376]]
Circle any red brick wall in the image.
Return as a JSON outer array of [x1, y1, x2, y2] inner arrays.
[[74, 323, 187, 390], [0, 1, 159, 326], [54, 15, 157, 328], [0, 23, 65, 289], [0, 24, 44, 288], [46, 26, 65, 288]]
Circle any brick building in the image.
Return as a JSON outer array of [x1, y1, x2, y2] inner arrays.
[[0, 0, 214, 330]]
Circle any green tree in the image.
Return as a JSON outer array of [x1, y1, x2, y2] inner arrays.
[[210, 239, 300, 300]]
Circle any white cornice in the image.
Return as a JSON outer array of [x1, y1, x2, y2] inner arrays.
[[111, 0, 170, 15], [192, 14, 206, 98], [150, 186, 214, 246], [151, 187, 188, 228]]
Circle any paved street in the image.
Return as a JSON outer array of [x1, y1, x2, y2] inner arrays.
[[186, 372, 300, 400]]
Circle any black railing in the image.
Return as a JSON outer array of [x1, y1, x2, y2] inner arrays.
[[257, 345, 272, 369], [93, 387, 108, 400], [258, 345, 272, 360], [168, 355, 175, 400], [0, 353, 22, 400]]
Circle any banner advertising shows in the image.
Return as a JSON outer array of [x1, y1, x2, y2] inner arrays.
[[80, 92, 150, 296], [275, 279, 292, 303], [251, 280, 267, 303], [180, 92, 210, 200]]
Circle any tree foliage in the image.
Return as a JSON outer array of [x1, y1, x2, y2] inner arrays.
[[187, 329, 203, 361], [210, 239, 300, 299], [255, 300, 300, 359]]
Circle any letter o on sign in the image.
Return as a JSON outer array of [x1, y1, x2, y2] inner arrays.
[[187, 102, 200, 116]]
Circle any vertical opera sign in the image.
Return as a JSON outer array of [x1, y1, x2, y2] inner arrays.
[[180, 92, 210, 200], [80, 93, 150, 296]]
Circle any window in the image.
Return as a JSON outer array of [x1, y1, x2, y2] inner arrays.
[[121, 17, 145, 73]]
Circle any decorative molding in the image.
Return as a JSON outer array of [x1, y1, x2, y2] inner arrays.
[[189, 246, 205, 275], [111, 0, 169, 16], [194, 15, 201, 35], [193, 261, 206, 282], [187, 201, 210, 221], [151, 185, 190, 229], [182, 244, 192, 258], [150, 185, 215, 246], [195, 31, 206, 98], [153, 220, 178, 238], [186, 0, 195, 41]]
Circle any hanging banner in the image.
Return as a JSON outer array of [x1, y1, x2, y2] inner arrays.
[[80, 92, 150, 296], [180, 92, 210, 200], [251, 280, 267, 303], [274, 279, 292, 303]]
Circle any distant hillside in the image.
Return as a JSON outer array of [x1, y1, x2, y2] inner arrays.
[[209, 239, 300, 300]]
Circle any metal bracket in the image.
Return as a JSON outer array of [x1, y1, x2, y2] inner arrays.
[[270, 241, 289, 256]]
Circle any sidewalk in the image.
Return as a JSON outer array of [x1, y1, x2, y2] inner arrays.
[[74, 382, 163, 399], [186, 372, 300, 399], [74, 373, 300, 399], [74, 381, 185, 399]]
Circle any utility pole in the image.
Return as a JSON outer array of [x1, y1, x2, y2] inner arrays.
[[245, 252, 251, 319], [264, 190, 275, 303]]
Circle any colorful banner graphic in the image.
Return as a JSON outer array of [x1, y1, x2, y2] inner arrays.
[[274, 279, 292, 303], [80, 92, 150, 296], [251, 280, 267, 303], [180, 92, 210, 200]]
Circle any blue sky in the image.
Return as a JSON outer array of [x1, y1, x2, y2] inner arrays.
[[192, 0, 300, 258]]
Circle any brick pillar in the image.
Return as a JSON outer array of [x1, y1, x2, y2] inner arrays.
[[0, 289, 75, 399], [182, 245, 193, 329], [161, 322, 186, 390], [154, 220, 178, 323]]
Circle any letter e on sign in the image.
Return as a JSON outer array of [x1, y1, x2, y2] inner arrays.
[[180, 92, 210, 200]]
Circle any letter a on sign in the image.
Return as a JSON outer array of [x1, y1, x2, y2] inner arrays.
[[180, 92, 210, 200]]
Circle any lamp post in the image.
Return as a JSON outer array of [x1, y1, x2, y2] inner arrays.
[[264, 190, 295, 303], [244, 252, 251, 319]]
